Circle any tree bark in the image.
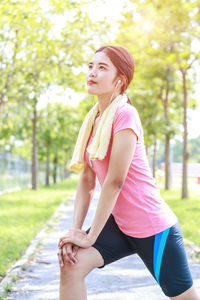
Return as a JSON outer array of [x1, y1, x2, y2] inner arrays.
[[152, 134, 157, 178], [165, 136, 170, 190], [145, 145, 149, 160], [45, 142, 50, 187], [53, 155, 57, 184], [32, 105, 38, 190], [163, 82, 171, 190], [181, 70, 188, 198]]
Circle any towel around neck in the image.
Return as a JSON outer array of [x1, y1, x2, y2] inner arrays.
[[69, 93, 128, 172]]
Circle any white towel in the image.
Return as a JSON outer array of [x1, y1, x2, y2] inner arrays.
[[69, 94, 128, 172]]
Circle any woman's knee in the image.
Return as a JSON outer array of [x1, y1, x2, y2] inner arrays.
[[60, 247, 103, 282], [60, 259, 87, 283], [170, 285, 200, 300]]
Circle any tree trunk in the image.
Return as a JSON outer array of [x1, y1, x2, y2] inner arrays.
[[64, 168, 70, 178], [64, 155, 70, 179], [53, 155, 57, 184], [165, 136, 170, 190], [163, 82, 171, 190], [152, 135, 157, 178], [45, 142, 50, 187], [0, 101, 4, 116], [32, 105, 38, 190], [181, 71, 188, 198], [145, 145, 150, 162]]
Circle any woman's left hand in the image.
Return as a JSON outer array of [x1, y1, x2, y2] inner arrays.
[[58, 229, 95, 249]]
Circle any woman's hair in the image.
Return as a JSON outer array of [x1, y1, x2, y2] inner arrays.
[[95, 45, 134, 105]]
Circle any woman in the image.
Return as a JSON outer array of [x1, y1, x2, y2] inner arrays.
[[58, 45, 199, 300]]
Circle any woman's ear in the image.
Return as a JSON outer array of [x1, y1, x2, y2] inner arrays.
[[121, 75, 126, 86], [115, 76, 123, 86], [117, 76, 127, 93], [115, 79, 121, 87]]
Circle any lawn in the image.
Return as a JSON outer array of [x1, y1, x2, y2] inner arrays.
[[161, 188, 200, 248], [0, 174, 79, 282]]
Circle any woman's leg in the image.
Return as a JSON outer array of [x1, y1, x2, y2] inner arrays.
[[131, 222, 199, 299], [59, 246, 104, 300], [170, 285, 200, 300]]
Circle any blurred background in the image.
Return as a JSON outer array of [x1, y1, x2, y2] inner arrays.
[[0, 0, 200, 199], [1, 0, 200, 287]]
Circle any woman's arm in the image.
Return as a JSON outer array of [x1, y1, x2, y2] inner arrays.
[[87, 129, 136, 243], [73, 162, 96, 229], [59, 129, 137, 249], [58, 163, 96, 266]]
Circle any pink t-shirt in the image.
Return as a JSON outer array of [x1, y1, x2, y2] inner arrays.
[[84, 103, 177, 238]]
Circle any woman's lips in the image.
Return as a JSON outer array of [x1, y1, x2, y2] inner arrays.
[[88, 80, 97, 85]]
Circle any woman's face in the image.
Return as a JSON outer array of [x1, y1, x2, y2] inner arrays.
[[87, 51, 119, 97]]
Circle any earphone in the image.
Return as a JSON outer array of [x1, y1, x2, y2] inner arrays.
[[117, 79, 121, 85]]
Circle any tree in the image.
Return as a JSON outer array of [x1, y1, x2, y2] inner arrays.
[[115, 6, 179, 184], [116, 0, 200, 196], [37, 103, 82, 185], [0, 0, 110, 189], [150, 0, 200, 197]]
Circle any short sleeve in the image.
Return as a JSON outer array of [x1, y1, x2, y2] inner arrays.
[[113, 104, 141, 140]]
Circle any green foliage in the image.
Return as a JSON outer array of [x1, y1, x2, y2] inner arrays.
[[0, 0, 111, 177], [0, 175, 79, 280], [188, 136, 200, 163], [0, 98, 90, 176], [115, 0, 199, 148], [5, 283, 12, 293], [37, 102, 82, 167], [161, 187, 200, 248], [155, 136, 200, 164], [0, 0, 199, 190]]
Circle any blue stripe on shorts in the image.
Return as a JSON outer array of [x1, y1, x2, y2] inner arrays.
[[153, 228, 170, 285]]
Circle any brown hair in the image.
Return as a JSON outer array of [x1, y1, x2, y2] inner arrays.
[[95, 45, 134, 105]]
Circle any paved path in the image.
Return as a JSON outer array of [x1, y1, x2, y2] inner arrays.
[[5, 184, 200, 299]]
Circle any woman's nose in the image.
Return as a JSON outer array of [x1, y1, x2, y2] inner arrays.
[[89, 67, 97, 77]]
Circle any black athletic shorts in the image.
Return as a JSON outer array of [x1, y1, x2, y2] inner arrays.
[[86, 214, 193, 297]]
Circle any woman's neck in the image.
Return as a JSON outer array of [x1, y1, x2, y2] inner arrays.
[[97, 92, 120, 117]]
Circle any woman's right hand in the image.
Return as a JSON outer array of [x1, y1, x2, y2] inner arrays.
[[64, 243, 79, 265], [58, 243, 79, 267], [58, 229, 86, 267]]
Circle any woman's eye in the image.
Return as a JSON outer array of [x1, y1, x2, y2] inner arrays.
[[99, 66, 105, 70]]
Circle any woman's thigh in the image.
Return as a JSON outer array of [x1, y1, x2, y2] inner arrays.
[[134, 223, 193, 298], [87, 214, 135, 268]]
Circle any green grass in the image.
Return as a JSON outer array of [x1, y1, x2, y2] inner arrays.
[[0, 175, 199, 284], [161, 188, 200, 248], [0, 174, 79, 282]]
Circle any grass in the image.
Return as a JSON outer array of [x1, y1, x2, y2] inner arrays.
[[0, 174, 79, 282], [161, 188, 200, 248], [0, 174, 199, 284]]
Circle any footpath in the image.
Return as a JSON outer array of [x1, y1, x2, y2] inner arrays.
[[1, 183, 200, 300]]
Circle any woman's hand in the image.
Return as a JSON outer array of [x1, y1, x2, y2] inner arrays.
[[58, 229, 94, 249], [57, 243, 79, 267], [58, 229, 89, 267], [58, 229, 85, 249]]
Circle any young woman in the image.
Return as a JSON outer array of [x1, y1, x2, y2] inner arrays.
[[58, 45, 199, 300]]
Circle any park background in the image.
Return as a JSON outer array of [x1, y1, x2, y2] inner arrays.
[[0, 0, 200, 293]]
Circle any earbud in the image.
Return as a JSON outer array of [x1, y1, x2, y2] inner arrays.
[[115, 79, 121, 87]]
